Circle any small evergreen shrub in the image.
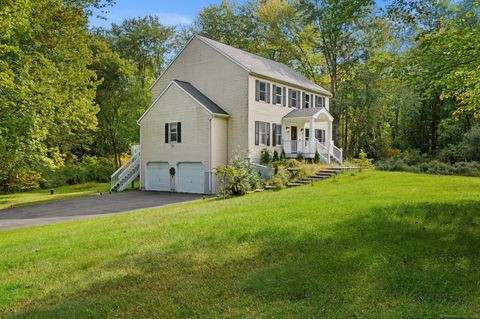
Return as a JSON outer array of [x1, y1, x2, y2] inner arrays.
[[314, 150, 320, 163], [260, 148, 272, 165], [281, 149, 286, 159], [272, 150, 279, 162]]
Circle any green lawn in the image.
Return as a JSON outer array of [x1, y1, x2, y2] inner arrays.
[[0, 183, 111, 210], [0, 171, 479, 318]]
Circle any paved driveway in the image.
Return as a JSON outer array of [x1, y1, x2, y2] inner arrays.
[[0, 191, 204, 231]]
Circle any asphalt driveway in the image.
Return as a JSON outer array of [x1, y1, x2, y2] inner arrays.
[[0, 191, 204, 231]]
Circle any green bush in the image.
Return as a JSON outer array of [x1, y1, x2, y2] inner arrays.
[[314, 150, 320, 163], [268, 165, 290, 189], [463, 125, 480, 161], [375, 159, 480, 177], [260, 148, 272, 165], [272, 150, 279, 162], [215, 153, 261, 197], [41, 156, 115, 188]]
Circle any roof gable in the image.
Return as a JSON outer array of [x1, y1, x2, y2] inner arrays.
[[283, 107, 334, 121], [139, 80, 229, 124]]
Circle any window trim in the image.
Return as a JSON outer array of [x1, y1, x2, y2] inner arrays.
[[290, 89, 299, 108], [305, 93, 311, 108], [316, 96, 326, 108], [255, 121, 271, 146], [315, 129, 326, 144], [273, 123, 282, 146]]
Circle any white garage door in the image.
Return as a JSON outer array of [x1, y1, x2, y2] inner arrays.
[[146, 162, 170, 191], [177, 162, 205, 194]]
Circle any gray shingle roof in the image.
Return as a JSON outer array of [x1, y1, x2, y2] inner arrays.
[[173, 80, 229, 116], [283, 107, 331, 119], [196, 35, 331, 96]]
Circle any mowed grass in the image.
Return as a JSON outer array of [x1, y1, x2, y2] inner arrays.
[[0, 183, 110, 210], [0, 171, 479, 318]]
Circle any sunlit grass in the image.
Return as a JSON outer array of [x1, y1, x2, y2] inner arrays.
[[0, 171, 479, 318]]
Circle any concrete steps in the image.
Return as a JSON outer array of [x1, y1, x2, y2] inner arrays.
[[286, 166, 359, 188]]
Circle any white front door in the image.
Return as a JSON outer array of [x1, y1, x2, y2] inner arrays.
[[146, 162, 170, 191], [177, 162, 205, 194]]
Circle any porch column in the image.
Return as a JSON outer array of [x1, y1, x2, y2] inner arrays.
[[309, 117, 315, 155]]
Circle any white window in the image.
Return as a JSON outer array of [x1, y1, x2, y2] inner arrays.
[[165, 122, 181, 143], [289, 89, 299, 108], [305, 94, 311, 108], [273, 124, 282, 146], [169, 122, 177, 142], [316, 96, 326, 108], [255, 121, 270, 146], [255, 80, 270, 103], [275, 86, 283, 105]]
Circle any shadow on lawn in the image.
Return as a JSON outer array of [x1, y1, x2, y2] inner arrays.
[[5, 200, 480, 318]]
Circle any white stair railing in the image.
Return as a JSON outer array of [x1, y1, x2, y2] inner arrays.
[[330, 142, 343, 165], [110, 150, 140, 192], [315, 140, 331, 163]]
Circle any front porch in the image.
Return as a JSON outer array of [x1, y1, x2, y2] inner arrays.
[[281, 108, 343, 164]]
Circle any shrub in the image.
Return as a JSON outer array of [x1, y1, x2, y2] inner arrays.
[[268, 165, 290, 189], [463, 125, 480, 161], [437, 143, 467, 163], [281, 149, 286, 159], [314, 150, 320, 163], [375, 158, 480, 177], [260, 148, 272, 165], [272, 149, 279, 162], [297, 152, 304, 160], [41, 156, 115, 188], [215, 153, 261, 197]]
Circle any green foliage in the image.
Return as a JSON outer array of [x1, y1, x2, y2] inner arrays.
[[314, 150, 320, 163], [260, 148, 272, 165], [375, 159, 480, 177], [41, 156, 116, 188], [272, 150, 279, 162], [463, 125, 480, 161], [106, 15, 178, 87], [215, 153, 261, 197]]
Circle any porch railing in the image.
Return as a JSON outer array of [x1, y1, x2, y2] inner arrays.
[[283, 139, 343, 164]]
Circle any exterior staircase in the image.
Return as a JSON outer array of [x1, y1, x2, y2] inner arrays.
[[286, 166, 358, 188], [110, 146, 140, 192]]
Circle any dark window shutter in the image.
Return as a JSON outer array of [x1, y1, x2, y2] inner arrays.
[[282, 87, 286, 106], [315, 95, 318, 108], [306, 128, 310, 139], [266, 123, 271, 146], [255, 80, 260, 101], [272, 84, 276, 104], [177, 122, 181, 143], [272, 124, 277, 146], [266, 83, 271, 103], [288, 89, 292, 107], [302, 92, 306, 108], [255, 121, 259, 145], [165, 123, 169, 143]]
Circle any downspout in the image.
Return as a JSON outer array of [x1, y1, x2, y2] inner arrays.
[[209, 116, 213, 194]]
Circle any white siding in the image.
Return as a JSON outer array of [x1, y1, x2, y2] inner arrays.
[[140, 84, 211, 190], [151, 37, 249, 161]]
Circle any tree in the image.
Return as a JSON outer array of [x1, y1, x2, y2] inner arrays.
[[107, 16, 177, 87], [297, 0, 376, 143], [90, 38, 150, 168]]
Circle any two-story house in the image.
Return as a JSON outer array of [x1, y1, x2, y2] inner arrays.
[[110, 35, 342, 194]]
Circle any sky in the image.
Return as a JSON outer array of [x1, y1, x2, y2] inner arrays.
[[89, 0, 248, 28]]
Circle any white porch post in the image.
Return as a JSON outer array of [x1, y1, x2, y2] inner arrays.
[[327, 120, 333, 163], [309, 117, 315, 155]]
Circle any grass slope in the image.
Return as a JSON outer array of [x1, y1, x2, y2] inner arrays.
[[0, 171, 479, 318], [0, 183, 110, 210]]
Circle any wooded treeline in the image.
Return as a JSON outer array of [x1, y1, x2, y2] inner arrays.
[[1, 0, 479, 192]]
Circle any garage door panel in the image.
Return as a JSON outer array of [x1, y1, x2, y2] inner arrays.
[[146, 162, 170, 191], [177, 162, 205, 194]]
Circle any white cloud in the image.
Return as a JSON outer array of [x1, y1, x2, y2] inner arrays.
[[155, 12, 193, 26]]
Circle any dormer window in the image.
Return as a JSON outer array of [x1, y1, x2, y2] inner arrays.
[[255, 80, 270, 103]]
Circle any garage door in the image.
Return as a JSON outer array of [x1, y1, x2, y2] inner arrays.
[[146, 162, 170, 191], [177, 162, 205, 194]]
